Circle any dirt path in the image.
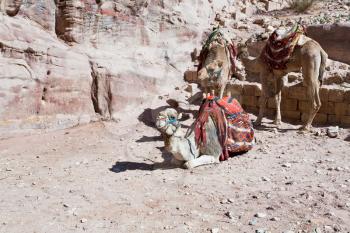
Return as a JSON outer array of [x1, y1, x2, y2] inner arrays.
[[0, 118, 349, 233]]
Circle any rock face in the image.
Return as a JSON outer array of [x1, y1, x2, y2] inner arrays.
[[0, 0, 232, 133], [0, 15, 94, 132]]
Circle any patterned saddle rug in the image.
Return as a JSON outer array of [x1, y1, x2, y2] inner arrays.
[[197, 27, 237, 74], [194, 96, 254, 161], [262, 24, 306, 70]]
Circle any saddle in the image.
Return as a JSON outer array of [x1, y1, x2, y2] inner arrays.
[[262, 24, 306, 70], [194, 96, 254, 161]]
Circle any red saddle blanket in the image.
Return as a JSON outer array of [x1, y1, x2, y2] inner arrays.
[[262, 24, 305, 70], [194, 96, 254, 161]]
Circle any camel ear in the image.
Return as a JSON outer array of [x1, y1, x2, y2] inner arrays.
[[177, 113, 183, 120]]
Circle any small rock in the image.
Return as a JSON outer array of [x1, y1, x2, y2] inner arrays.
[[285, 181, 295, 185], [249, 218, 257, 225], [80, 218, 87, 223], [63, 203, 69, 208], [270, 217, 280, 221], [5, 168, 13, 171], [227, 198, 234, 203], [282, 231, 294, 233], [327, 126, 339, 138], [333, 225, 341, 232], [253, 18, 265, 25], [335, 167, 343, 171], [256, 229, 266, 233], [211, 228, 219, 233], [255, 212, 267, 218], [225, 211, 234, 219], [324, 225, 333, 232], [282, 163, 292, 168], [261, 176, 270, 182]]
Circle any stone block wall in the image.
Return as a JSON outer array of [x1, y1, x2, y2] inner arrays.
[[226, 81, 350, 126]]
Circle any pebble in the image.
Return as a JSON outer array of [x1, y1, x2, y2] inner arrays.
[[249, 218, 257, 225], [255, 212, 267, 218], [335, 167, 343, 171], [285, 181, 295, 185], [282, 163, 291, 168], [261, 176, 271, 182], [80, 218, 87, 223], [326, 126, 339, 138], [225, 211, 234, 219], [270, 217, 280, 221], [211, 228, 219, 233], [324, 225, 333, 232], [333, 225, 341, 232]]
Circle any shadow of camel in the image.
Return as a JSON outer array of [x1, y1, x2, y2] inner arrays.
[[136, 135, 163, 143], [109, 160, 181, 173], [137, 93, 202, 129], [109, 145, 182, 173], [254, 124, 299, 133]]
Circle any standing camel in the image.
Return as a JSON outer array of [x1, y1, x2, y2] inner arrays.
[[236, 25, 328, 131], [197, 27, 236, 98]]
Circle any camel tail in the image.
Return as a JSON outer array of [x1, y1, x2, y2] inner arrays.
[[319, 49, 328, 86]]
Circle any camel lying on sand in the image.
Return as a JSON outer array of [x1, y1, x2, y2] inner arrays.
[[197, 27, 236, 98], [156, 94, 254, 169], [236, 25, 328, 131]]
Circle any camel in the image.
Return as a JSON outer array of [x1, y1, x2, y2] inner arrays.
[[197, 28, 235, 98], [156, 93, 254, 169], [236, 26, 328, 131], [156, 105, 221, 169]]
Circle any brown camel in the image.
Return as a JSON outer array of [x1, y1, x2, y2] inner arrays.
[[236, 31, 328, 131], [197, 28, 235, 98]]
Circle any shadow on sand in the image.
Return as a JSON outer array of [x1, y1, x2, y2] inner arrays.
[[109, 146, 182, 173]]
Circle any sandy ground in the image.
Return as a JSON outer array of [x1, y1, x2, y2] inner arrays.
[[0, 108, 349, 233]]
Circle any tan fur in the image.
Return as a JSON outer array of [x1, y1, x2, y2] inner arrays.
[[156, 108, 221, 169], [237, 37, 328, 130], [198, 39, 231, 98]]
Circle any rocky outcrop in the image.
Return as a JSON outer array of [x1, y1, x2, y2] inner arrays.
[[0, 0, 233, 133], [0, 15, 94, 132]]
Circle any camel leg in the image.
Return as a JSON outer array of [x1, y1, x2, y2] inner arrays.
[[219, 84, 225, 99], [300, 60, 321, 131], [170, 157, 184, 166], [255, 72, 271, 126], [183, 155, 219, 169], [273, 77, 283, 125]]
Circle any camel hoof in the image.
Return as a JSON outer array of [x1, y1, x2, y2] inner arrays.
[[299, 125, 311, 132], [183, 161, 194, 169], [170, 158, 184, 166], [253, 120, 262, 127], [273, 120, 282, 126]]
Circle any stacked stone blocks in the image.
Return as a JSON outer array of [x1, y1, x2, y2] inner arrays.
[[226, 81, 350, 126]]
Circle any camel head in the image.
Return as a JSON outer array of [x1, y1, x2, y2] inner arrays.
[[236, 41, 249, 59], [156, 108, 183, 136], [198, 59, 224, 82]]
